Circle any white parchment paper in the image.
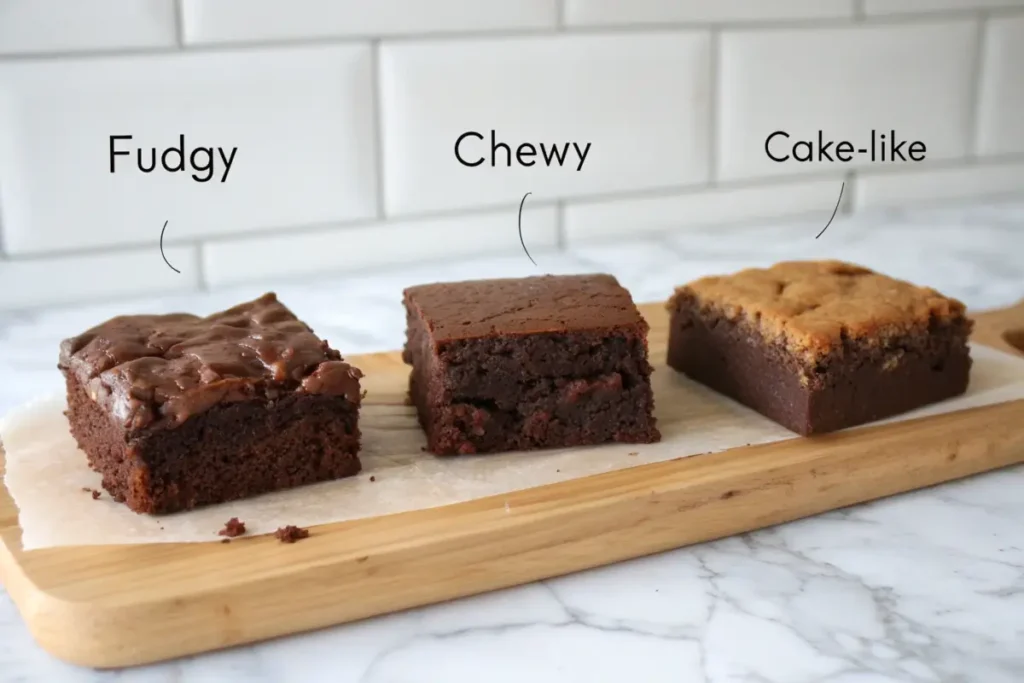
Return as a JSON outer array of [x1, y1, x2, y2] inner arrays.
[[4, 343, 1024, 550]]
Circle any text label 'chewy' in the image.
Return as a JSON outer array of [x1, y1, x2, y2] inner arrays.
[[454, 130, 591, 172]]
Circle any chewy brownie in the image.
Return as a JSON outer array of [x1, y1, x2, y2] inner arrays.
[[58, 293, 363, 514], [667, 261, 973, 435], [402, 274, 660, 455]]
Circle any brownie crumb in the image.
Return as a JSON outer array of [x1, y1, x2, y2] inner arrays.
[[628, 452, 638, 457], [369, 475, 376, 482], [275, 525, 310, 543], [220, 538, 230, 544], [218, 517, 246, 538], [91, 489, 101, 500]]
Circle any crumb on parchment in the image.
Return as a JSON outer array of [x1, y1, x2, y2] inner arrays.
[[275, 525, 309, 543], [218, 517, 246, 538]]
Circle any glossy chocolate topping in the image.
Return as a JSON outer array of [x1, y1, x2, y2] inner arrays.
[[58, 293, 362, 430]]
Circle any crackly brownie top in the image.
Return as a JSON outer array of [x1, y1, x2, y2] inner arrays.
[[404, 274, 645, 342], [671, 261, 968, 360], [58, 293, 362, 430]]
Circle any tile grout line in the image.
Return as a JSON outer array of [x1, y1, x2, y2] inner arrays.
[[7, 154, 1024, 264], [370, 40, 387, 219], [847, 151, 1024, 180], [9, 179, 1019, 316], [172, 0, 186, 47], [7, 190, 1024, 310], [3, 10, 1021, 62], [555, 200, 567, 250], [0, 181, 5, 258], [966, 12, 989, 161], [193, 242, 208, 291], [843, 170, 858, 214], [707, 28, 720, 185]]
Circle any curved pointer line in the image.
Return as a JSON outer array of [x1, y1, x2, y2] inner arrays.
[[518, 192, 537, 266], [816, 181, 845, 239], [160, 220, 181, 274]]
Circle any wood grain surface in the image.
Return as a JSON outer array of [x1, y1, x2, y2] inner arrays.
[[2, 300, 1023, 669]]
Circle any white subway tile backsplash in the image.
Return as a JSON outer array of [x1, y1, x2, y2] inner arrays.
[[863, 0, 1024, 15], [0, 246, 199, 310], [564, 177, 847, 242], [977, 15, 1024, 157], [202, 207, 557, 287], [181, 0, 558, 45], [0, 0, 176, 55], [854, 160, 1024, 209], [0, 45, 377, 255], [0, 6, 1021, 310], [378, 33, 711, 215], [564, 0, 853, 26], [717, 20, 977, 182]]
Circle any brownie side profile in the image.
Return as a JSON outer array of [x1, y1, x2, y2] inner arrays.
[[402, 274, 660, 455], [666, 261, 973, 435], [58, 293, 363, 514]]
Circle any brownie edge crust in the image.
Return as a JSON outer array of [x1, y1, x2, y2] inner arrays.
[[667, 261, 973, 435], [59, 293, 363, 514]]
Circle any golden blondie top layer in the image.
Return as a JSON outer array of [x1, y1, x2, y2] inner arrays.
[[670, 261, 969, 360]]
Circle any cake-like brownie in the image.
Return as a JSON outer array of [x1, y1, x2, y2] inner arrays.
[[667, 261, 972, 435], [58, 293, 363, 514], [402, 274, 660, 455]]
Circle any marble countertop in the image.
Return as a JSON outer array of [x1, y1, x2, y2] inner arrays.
[[2, 202, 1023, 682]]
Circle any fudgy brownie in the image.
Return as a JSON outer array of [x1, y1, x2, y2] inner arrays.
[[58, 293, 363, 514], [667, 261, 972, 435], [402, 274, 660, 455]]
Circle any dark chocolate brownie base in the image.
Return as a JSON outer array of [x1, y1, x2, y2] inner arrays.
[[667, 295, 972, 435], [66, 375, 361, 514], [409, 365, 657, 454]]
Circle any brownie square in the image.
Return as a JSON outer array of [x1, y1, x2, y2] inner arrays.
[[666, 260, 973, 435], [402, 274, 660, 455], [58, 293, 363, 514]]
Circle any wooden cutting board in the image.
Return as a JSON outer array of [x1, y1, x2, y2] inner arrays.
[[2, 300, 1024, 669]]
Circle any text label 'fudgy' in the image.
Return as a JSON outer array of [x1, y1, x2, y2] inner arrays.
[[109, 135, 238, 183]]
